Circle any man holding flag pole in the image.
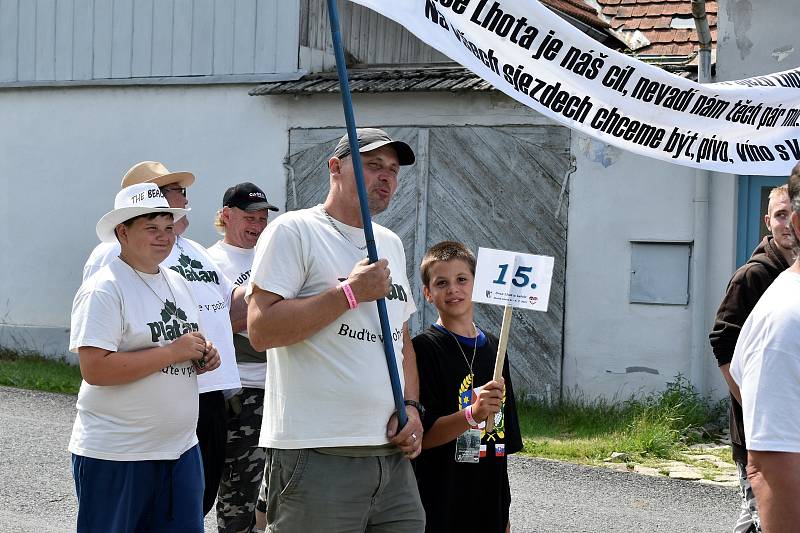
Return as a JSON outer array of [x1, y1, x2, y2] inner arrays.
[[246, 128, 425, 532], [245, 3, 426, 530]]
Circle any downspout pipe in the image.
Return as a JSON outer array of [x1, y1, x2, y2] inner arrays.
[[689, 0, 712, 393]]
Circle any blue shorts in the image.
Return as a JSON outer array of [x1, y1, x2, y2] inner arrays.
[[71, 444, 204, 533]]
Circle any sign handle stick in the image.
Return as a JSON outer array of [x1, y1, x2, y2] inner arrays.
[[485, 303, 512, 433]]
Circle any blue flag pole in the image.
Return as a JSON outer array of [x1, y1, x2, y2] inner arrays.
[[326, 0, 407, 428]]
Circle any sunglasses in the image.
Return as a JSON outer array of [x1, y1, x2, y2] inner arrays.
[[160, 186, 187, 196]]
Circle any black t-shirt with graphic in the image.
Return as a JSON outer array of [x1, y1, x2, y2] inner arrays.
[[412, 325, 523, 533]]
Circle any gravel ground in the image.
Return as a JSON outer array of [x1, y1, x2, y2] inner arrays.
[[0, 387, 739, 532]]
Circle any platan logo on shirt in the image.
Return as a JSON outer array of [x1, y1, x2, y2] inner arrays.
[[170, 253, 220, 284], [458, 372, 507, 442], [147, 299, 200, 343]]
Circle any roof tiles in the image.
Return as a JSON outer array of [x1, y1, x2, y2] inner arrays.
[[249, 67, 497, 96], [598, 0, 717, 57]]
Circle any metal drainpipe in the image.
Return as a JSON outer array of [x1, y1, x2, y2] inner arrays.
[[689, 0, 712, 393]]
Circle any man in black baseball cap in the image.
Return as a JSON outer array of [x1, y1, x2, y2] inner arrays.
[[208, 180, 279, 530], [212, 182, 278, 250], [332, 127, 415, 166], [223, 182, 280, 213]]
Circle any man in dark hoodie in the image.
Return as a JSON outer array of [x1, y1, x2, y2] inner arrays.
[[709, 184, 794, 533]]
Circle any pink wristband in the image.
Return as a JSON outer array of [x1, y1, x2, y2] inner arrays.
[[339, 281, 358, 309], [464, 405, 479, 427]]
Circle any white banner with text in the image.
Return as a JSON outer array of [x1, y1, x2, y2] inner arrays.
[[351, 0, 800, 175]]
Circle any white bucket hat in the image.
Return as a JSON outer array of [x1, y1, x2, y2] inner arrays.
[[96, 183, 189, 243]]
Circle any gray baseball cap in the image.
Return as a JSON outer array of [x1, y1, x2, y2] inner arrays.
[[332, 128, 415, 166]]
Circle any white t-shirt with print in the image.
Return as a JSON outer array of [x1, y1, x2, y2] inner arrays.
[[69, 258, 200, 461], [731, 270, 800, 453], [246, 205, 416, 449], [81, 236, 240, 393], [207, 240, 265, 389]]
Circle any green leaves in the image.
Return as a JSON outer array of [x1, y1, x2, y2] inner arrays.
[[178, 253, 203, 271], [159, 300, 187, 322]]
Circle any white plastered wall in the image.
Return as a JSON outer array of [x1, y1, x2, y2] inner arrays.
[[0, 84, 290, 358]]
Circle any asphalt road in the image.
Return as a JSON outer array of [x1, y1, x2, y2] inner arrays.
[[0, 387, 739, 532]]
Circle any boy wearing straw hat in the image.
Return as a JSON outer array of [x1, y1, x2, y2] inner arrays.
[[412, 241, 522, 533], [70, 183, 221, 532]]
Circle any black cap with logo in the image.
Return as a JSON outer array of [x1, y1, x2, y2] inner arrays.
[[332, 128, 415, 166], [223, 182, 279, 212]]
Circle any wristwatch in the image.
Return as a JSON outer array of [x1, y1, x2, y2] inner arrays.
[[404, 399, 425, 420]]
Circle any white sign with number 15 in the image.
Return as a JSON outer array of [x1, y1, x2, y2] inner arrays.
[[472, 247, 555, 312]]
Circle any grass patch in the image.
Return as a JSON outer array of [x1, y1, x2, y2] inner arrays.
[[518, 376, 726, 464], [0, 348, 81, 394]]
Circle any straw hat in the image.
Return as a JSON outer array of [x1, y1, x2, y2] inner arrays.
[[120, 161, 195, 188], [96, 183, 188, 243]]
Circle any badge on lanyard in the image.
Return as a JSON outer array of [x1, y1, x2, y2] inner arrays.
[[455, 428, 482, 463]]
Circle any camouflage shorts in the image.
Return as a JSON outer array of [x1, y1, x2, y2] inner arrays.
[[216, 388, 267, 533], [734, 461, 762, 533]]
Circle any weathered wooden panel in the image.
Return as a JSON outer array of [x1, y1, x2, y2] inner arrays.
[[171, 0, 194, 76], [254, 0, 278, 73], [3, 0, 299, 83], [35, 0, 57, 80], [151, 0, 174, 76], [54, 0, 75, 80], [111, 0, 134, 78], [191, 0, 214, 75], [17, 1, 36, 81], [0, 0, 18, 81], [72, 0, 93, 80], [276, 0, 300, 72], [92, 0, 113, 78], [423, 127, 570, 397], [131, 0, 154, 77], [212, 0, 235, 75], [299, 0, 449, 71], [287, 125, 571, 398], [233, 0, 257, 74]]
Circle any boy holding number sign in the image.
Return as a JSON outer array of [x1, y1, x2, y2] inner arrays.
[[412, 241, 523, 533]]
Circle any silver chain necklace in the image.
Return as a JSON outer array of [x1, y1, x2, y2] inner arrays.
[[321, 206, 368, 251], [442, 322, 479, 388], [119, 255, 177, 305]]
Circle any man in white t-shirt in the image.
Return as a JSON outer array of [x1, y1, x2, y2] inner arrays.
[[207, 182, 278, 532], [81, 161, 244, 516], [731, 162, 800, 533], [247, 129, 425, 532]]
